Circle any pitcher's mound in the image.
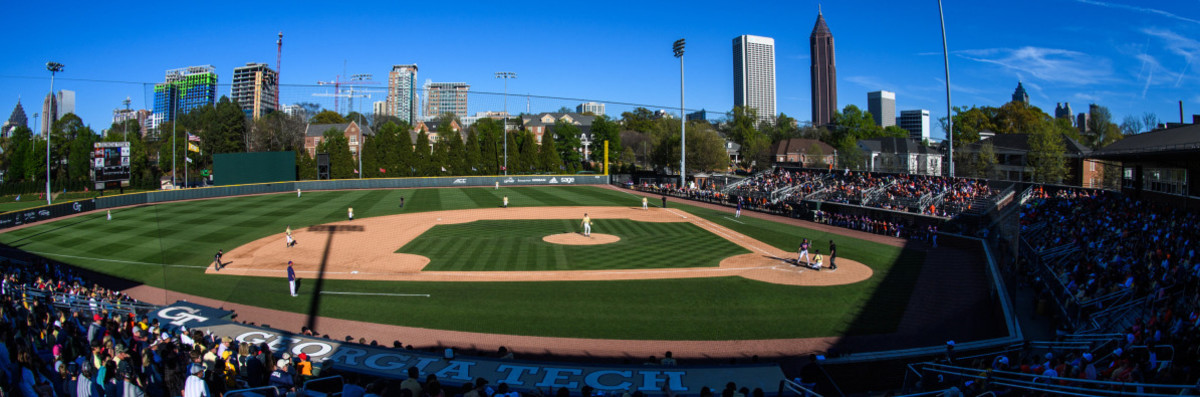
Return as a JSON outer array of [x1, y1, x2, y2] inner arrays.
[[543, 233, 620, 245]]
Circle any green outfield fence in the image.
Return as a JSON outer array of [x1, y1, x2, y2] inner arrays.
[[0, 174, 608, 229]]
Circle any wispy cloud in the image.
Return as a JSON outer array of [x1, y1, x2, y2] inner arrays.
[[1136, 53, 1158, 98], [1074, 0, 1200, 25], [1074, 93, 1101, 102], [1142, 27, 1200, 86], [916, 52, 943, 56], [931, 78, 986, 95], [845, 75, 892, 90], [956, 46, 1112, 85]]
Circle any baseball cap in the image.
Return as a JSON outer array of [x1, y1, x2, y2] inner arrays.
[[189, 364, 204, 374], [277, 359, 289, 369], [288, 260, 293, 264], [298, 353, 308, 361]]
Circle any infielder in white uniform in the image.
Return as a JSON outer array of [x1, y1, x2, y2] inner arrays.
[[642, 197, 648, 210], [581, 213, 592, 237]]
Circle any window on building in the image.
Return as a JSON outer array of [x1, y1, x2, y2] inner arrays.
[[1143, 168, 1188, 195]]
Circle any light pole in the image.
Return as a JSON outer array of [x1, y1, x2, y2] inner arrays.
[[495, 72, 516, 175], [123, 96, 131, 142], [938, 0, 954, 177], [172, 92, 177, 188], [351, 74, 372, 179], [673, 39, 686, 188], [45, 62, 63, 205]]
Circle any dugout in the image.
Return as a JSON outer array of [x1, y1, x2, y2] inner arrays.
[[212, 151, 297, 186]]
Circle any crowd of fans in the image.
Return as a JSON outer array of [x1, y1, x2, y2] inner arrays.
[[632, 168, 1003, 222], [0, 258, 766, 397], [811, 210, 937, 242]]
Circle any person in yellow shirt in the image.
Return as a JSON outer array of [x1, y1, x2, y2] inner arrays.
[[581, 213, 592, 237], [348, 207, 354, 221], [812, 249, 824, 271], [503, 196, 509, 208], [297, 353, 313, 382]]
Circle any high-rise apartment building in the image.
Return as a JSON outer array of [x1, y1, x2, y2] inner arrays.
[[387, 64, 419, 124], [897, 109, 931, 141], [1012, 81, 1029, 104], [373, 101, 387, 118], [576, 102, 605, 116], [41, 93, 56, 136], [733, 35, 777, 124], [112, 109, 152, 137], [152, 65, 218, 129], [231, 63, 278, 120], [1054, 102, 1074, 124], [868, 91, 896, 128], [56, 90, 75, 120], [810, 10, 837, 126], [422, 82, 469, 120]]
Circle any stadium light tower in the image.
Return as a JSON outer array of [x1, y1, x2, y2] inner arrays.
[[45, 61, 63, 205], [938, 0, 954, 177], [495, 72, 516, 175], [673, 39, 686, 188]]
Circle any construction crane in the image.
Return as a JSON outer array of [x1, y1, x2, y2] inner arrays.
[[316, 72, 380, 114]]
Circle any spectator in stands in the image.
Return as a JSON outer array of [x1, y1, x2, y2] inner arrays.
[[401, 367, 422, 397], [269, 359, 294, 392], [183, 363, 208, 397]]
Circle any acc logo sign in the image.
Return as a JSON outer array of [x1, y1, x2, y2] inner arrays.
[[452, 178, 467, 184], [157, 306, 210, 327]]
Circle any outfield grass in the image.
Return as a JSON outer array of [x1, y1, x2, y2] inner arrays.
[[403, 219, 748, 271], [0, 185, 924, 340]]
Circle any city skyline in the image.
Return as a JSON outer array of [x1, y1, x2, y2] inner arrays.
[[0, 0, 1197, 139]]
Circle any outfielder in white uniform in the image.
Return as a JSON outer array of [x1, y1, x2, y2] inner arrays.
[[642, 197, 648, 210], [581, 213, 592, 237]]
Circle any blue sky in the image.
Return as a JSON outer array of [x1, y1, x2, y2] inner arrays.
[[1, 0, 1198, 139]]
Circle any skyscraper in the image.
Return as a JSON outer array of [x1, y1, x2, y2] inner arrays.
[[41, 93, 56, 136], [897, 109, 931, 141], [373, 101, 387, 118], [231, 63, 278, 120], [422, 81, 469, 120], [152, 65, 218, 129], [733, 35, 776, 124], [810, 10, 837, 126], [868, 91, 896, 127], [56, 90, 75, 119], [387, 64, 419, 124], [2, 99, 27, 138], [1012, 81, 1029, 103], [1054, 102, 1074, 125]]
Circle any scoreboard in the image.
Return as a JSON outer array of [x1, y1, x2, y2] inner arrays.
[[93, 142, 131, 190]]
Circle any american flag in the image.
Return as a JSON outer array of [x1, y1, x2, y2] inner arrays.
[[187, 134, 200, 142]]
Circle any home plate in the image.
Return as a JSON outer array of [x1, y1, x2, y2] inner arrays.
[[351, 271, 359, 274]]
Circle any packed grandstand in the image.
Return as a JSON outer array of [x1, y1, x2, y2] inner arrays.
[[2, 168, 1199, 397]]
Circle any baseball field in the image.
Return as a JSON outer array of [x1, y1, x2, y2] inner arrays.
[[0, 185, 925, 342]]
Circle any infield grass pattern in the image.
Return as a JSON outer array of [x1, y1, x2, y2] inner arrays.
[[0, 185, 924, 340], [403, 219, 748, 271]]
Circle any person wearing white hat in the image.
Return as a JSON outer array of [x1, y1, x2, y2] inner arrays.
[[183, 363, 209, 397], [270, 358, 295, 392]]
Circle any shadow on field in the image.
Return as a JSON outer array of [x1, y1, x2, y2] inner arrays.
[[303, 224, 364, 332], [814, 236, 1009, 394]]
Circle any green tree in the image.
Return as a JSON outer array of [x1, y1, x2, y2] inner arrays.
[[1085, 105, 1123, 149], [882, 125, 909, 138], [620, 107, 661, 134], [464, 129, 482, 175], [412, 130, 432, 175], [472, 119, 502, 174], [394, 125, 414, 176], [993, 101, 1050, 135], [833, 136, 862, 170], [296, 149, 316, 180], [552, 119, 582, 169], [590, 115, 623, 157], [312, 110, 348, 124], [686, 121, 731, 172], [316, 128, 355, 179], [830, 104, 883, 141], [971, 141, 999, 179], [5, 126, 32, 181], [1027, 126, 1068, 184], [516, 130, 537, 173], [539, 130, 562, 172], [947, 106, 997, 145], [808, 143, 827, 168], [67, 126, 98, 182], [444, 127, 467, 175]]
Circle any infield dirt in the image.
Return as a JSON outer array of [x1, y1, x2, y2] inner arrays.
[[212, 206, 872, 286]]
